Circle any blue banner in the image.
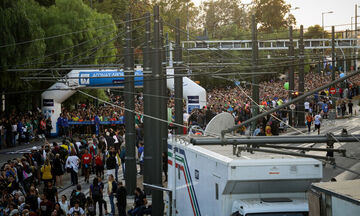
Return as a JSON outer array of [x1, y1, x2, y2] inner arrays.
[[79, 70, 143, 87], [68, 121, 124, 125], [188, 105, 200, 113]]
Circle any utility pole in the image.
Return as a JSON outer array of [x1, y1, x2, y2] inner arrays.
[[288, 26, 294, 126], [124, 13, 136, 195], [297, 25, 305, 127], [356, 4, 358, 70], [143, 12, 153, 194], [356, 4, 358, 39], [251, 15, 259, 135], [160, 19, 168, 153], [151, 5, 164, 215], [331, 26, 337, 116], [175, 18, 183, 135]]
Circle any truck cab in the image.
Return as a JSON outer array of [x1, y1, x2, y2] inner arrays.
[[232, 198, 309, 216]]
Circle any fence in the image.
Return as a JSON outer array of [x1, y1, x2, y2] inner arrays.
[[68, 120, 125, 135]]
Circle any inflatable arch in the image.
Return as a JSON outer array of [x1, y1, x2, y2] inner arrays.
[[41, 67, 206, 135]]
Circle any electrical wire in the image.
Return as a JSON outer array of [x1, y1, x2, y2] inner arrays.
[[31, 22, 147, 77], [0, 15, 150, 49]]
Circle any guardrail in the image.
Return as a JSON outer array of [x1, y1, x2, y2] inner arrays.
[[182, 38, 360, 50]]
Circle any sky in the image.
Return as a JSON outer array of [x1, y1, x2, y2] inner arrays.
[[192, 0, 359, 31]]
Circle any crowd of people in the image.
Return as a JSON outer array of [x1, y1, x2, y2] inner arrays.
[[0, 127, 158, 216], [195, 72, 360, 135], [1, 72, 359, 148], [0, 111, 52, 149], [0, 70, 359, 216]]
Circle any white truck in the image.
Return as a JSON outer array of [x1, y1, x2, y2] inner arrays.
[[167, 137, 323, 216]]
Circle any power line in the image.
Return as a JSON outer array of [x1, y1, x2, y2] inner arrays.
[[0, 15, 149, 48], [30, 23, 147, 77]]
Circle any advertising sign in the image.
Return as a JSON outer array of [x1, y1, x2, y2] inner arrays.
[[79, 70, 143, 87]]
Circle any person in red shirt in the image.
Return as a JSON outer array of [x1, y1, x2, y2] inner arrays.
[[95, 151, 104, 179], [81, 149, 92, 183]]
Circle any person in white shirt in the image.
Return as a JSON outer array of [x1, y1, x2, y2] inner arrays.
[[59, 195, 69, 215], [65, 152, 80, 186], [314, 113, 322, 135], [304, 101, 310, 112], [68, 201, 85, 216]]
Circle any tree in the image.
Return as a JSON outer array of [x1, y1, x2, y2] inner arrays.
[[0, 0, 46, 85], [254, 0, 295, 32], [200, 0, 250, 39], [304, 25, 328, 39], [40, 0, 117, 68], [0, 0, 118, 111]]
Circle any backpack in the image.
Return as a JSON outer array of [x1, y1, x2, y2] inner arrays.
[[88, 204, 95, 214], [119, 149, 126, 160], [106, 156, 116, 169], [59, 147, 68, 161], [91, 184, 101, 199]]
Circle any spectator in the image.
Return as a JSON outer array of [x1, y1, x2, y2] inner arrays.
[[105, 147, 117, 179], [128, 187, 146, 216], [106, 174, 117, 215], [89, 177, 105, 216], [306, 113, 313, 133], [68, 201, 85, 216], [59, 195, 70, 215], [44, 181, 58, 204], [41, 159, 53, 187], [39, 193, 54, 216], [314, 113, 322, 135], [348, 100, 354, 116], [116, 181, 127, 216], [65, 152, 80, 186], [95, 151, 104, 179], [81, 149, 92, 183], [70, 185, 86, 209], [53, 153, 64, 188]]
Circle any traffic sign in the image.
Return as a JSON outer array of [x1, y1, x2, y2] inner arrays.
[[290, 104, 296, 110], [330, 87, 336, 95]]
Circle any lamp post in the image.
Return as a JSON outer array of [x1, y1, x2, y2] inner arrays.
[[322, 11, 334, 31], [287, 7, 300, 25], [321, 11, 333, 72]]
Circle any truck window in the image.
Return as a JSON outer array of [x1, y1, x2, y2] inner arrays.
[[246, 212, 308, 216]]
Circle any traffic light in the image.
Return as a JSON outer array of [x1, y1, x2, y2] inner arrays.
[[291, 91, 299, 99]]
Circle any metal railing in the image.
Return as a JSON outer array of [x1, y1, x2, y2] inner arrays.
[[182, 38, 360, 50]]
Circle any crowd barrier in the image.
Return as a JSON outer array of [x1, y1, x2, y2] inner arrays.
[[66, 120, 125, 135], [68, 120, 124, 125]]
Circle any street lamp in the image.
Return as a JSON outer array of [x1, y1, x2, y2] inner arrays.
[[287, 7, 300, 25], [322, 11, 334, 30]]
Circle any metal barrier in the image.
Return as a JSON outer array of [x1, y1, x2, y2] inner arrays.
[[68, 120, 125, 135]]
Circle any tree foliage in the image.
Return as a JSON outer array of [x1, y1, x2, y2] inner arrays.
[[0, 0, 46, 88], [1, 0, 117, 110], [254, 0, 295, 32], [304, 25, 328, 39], [200, 0, 250, 39]]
